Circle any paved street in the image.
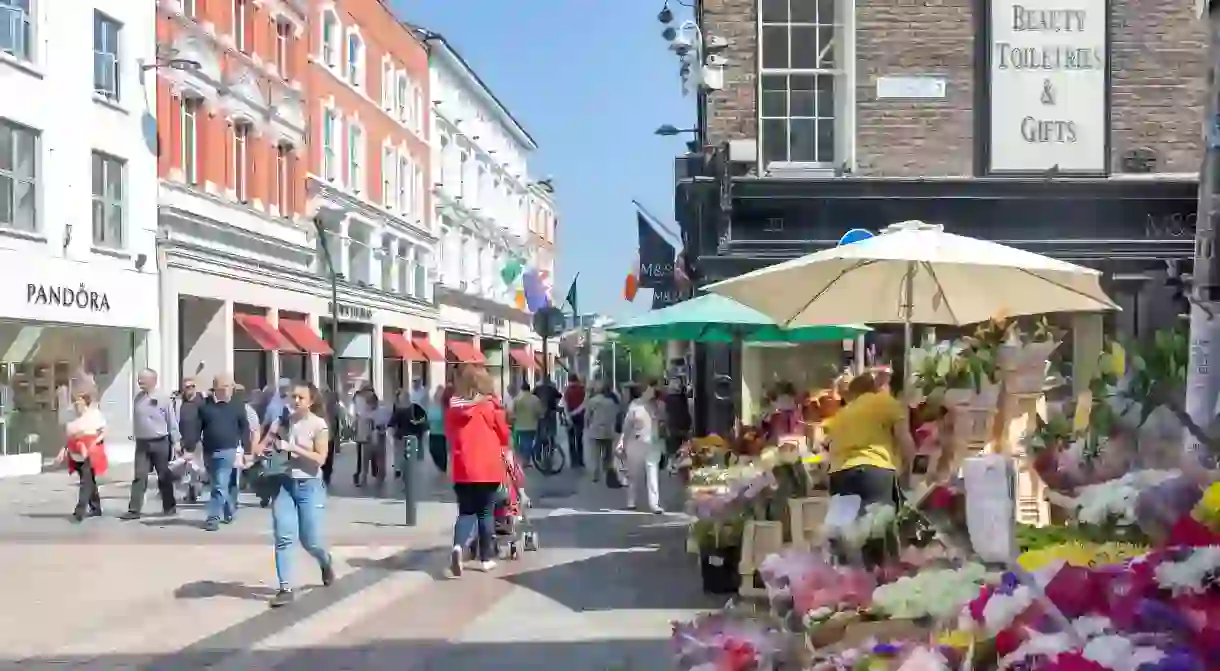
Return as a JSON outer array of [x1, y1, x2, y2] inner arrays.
[[0, 447, 715, 670]]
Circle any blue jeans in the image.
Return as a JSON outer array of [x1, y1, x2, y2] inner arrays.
[[272, 477, 331, 589], [515, 430, 537, 461], [205, 449, 238, 522]]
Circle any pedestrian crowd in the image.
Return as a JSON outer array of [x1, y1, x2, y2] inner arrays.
[[53, 364, 687, 604]]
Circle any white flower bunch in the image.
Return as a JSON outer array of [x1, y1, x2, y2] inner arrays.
[[1071, 469, 1181, 526], [832, 503, 898, 549], [871, 563, 987, 621], [1153, 545, 1220, 596], [999, 623, 1165, 671]]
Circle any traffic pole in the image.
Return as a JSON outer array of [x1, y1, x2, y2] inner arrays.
[[1185, 4, 1220, 464], [402, 435, 418, 527]]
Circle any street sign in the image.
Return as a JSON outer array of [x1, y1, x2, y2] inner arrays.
[[838, 228, 875, 246], [532, 306, 566, 338]]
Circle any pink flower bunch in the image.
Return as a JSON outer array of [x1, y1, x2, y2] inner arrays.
[[670, 611, 781, 671], [758, 549, 876, 617]]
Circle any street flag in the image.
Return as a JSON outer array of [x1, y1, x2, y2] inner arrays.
[[637, 211, 676, 289], [564, 273, 579, 315]]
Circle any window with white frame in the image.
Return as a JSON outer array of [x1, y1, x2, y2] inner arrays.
[[413, 248, 426, 299], [275, 20, 291, 78], [412, 86, 423, 134], [275, 142, 292, 217], [233, 0, 248, 53], [438, 134, 449, 186], [93, 12, 120, 101], [347, 122, 363, 193], [183, 0, 196, 19], [413, 162, 423, 221], [381, 145, 395, 209], [759, 0, 839, 167], [396, 243, 410, 294], [91, 151, 123, 248], [381, 60, 394, 110], [380, 237, 394, 291], [396, 73, 408, 125], [345, 29, 363, 88], [0, 119, 38, 232], [320, 10, 338, 68], [397, 153, 409, 215], [181, 97, 199, 184], [0, 0, 33, 63], [322, 106, 338, 181], [233, 121, 251, 202], [458, 152, 469, 199]]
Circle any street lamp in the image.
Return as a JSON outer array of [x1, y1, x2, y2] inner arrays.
[[654, 124, 697, 137], [312, 219, 341, 399], [140, 57, 201, 72]]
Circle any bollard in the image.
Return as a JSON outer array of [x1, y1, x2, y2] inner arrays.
[[403, 435, 418, 527]]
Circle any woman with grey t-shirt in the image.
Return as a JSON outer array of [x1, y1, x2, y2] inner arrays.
[[261, 381, 335, 608]]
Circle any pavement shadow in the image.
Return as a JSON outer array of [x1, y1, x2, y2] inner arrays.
[[0, 638, 676, 671], [173, 580, 277, 602]]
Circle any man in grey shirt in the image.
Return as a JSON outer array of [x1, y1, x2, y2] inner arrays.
[[122, 369, 180, 519]]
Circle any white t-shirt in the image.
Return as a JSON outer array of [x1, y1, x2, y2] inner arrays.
[[65, 407, 106, 462], [285, 412, 329, 479]]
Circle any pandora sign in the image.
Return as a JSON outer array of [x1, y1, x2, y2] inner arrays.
[[988, 0, 1107, 173]]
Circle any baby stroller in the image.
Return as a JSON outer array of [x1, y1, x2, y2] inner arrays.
[[468, 450, 539, 560]]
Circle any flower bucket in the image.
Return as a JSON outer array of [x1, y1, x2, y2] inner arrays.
[[999, 340, 1059, 395], [806, 611, 861, 650]]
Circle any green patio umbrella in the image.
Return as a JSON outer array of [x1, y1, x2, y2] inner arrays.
[[608, 293, 870, 343]]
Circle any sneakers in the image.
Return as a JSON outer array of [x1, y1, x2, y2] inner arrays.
[[120, 511, 141, 520], [321, 556, 335, 586], [269, 589, 294, 608], [475, 560, 497, 572], [449, 546, 464, 577], [203, 519, 220, 532]]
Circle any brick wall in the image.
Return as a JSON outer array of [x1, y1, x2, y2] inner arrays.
[[700, 0, 1205, 176]]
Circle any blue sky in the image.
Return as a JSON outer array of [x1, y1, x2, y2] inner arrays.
[[392, 0, 695, 319]]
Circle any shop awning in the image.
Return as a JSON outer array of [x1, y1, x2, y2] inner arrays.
[[446, 341, 486, 364], [382, 332, 423, 361], [411, 337, 443, 362], [278, 320, 333, 355], [234, 313, 299, 351], [509, 348, 535, 369]]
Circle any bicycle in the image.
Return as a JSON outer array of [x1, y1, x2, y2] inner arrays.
[[531, 411, 567, 476]]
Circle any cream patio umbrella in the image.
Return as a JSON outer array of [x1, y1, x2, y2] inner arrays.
[[706, 220, 1118, 385]]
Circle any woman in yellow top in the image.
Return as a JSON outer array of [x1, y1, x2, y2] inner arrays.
[[821, 372, 916, 507]]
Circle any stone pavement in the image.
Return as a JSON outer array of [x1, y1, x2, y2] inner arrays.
[[0, 450, 716, 670]]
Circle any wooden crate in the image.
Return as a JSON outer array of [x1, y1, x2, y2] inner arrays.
[[739, 520, 784, 598], [1016, 465, 1052, 527], [789, 496, 830, 550]]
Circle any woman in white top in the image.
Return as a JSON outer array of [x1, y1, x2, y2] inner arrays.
[[263, 381, 334, 608], [616, 379, 665, 513], [57, 386, 108, 522]]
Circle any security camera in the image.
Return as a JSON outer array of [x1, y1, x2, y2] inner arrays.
[[704, 34, 729, 51], [661, 25, 677, 41], [668, 33, 694, 54]]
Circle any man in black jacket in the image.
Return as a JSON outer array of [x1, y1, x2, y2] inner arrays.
[[175, 377, 206, 504], [190, 373, 250, 531]]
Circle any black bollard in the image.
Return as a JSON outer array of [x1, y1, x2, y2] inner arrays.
[[403, 435, 418, 527]]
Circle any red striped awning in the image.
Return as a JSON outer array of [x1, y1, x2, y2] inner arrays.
[[278, 319, 333, 355], [446, 341, 486, 364], [382, 332, 424, 361], [509, 348, 535, 369], [412, 337, 443, 362], [234, 313, 299, 351]]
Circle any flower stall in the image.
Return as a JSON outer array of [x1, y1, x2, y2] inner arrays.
[[668, 325, 1220, 671]]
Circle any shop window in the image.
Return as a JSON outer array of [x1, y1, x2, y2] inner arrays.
[[759, 0, 843, 168], [0, 0, 35, 64], [90, 151, 124, 249], [93, 11, 120, 101], [0, 322, 142, 460], [0, 118, 38, 233]]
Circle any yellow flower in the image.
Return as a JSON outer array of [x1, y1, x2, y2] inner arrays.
[[1018, 542, 1147, 572], [991, 308, 1010, 324], [1192, 482, 1220, 529], [937, 630, 975, 650]]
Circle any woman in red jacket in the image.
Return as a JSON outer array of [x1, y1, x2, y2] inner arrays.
[[445, 364, 511, 576]]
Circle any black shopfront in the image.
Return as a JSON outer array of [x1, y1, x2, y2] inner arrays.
[[674, 154, 1198, 435]]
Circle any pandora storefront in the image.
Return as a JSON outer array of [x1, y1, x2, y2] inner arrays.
[[0, 250, 159, 477]]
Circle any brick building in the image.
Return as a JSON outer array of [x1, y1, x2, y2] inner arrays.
[[676, 0, 1206, 432]]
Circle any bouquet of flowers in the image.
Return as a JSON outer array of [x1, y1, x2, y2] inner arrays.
[[827, 501, 899, 550], [670, 610, 787, 671], [1058, 469, 1181, 528], [871, 562, 988, 621]]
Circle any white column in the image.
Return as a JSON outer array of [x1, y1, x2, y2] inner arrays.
[[371, 322, 385, 397], [266, 309, 282, 383], [337, 219, 351, 279], [221, 299, 235, 374]]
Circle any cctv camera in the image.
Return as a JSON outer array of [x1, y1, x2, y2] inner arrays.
[[668, 33, 693, 54], [661, 25, 677, 41], [657, 3, 674, 24]]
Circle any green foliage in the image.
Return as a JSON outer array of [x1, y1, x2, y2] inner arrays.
[[1124, 328, 1189, 424], [596, 337, 667, 385]]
